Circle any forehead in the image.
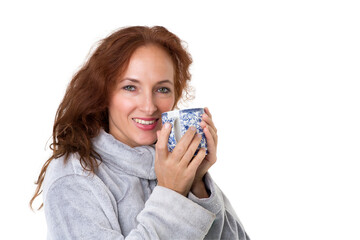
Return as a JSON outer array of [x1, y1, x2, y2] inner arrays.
[[121, 44, 175, 82]]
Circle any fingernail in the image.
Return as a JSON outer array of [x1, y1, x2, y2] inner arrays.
[[164, 123, 171, 129], [190, 126, 196, 131], [197, 133, 202, 139]]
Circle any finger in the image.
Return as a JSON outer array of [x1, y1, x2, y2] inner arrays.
[[205, 124, 218, 147], [187, 148, 206, 172], [202, 113, 217, 133], [179, 133, 203, 167], [204, 107, 212, 118], [155, 122, 172, 160], [171, 126, 197, 159], [203, 126, 217, 159], [200, 122, 218, 147]]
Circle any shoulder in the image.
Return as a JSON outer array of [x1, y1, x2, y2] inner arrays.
[[42, 154, 103, 201]]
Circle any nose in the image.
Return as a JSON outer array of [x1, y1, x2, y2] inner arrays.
[[139, 92, 158, 115]]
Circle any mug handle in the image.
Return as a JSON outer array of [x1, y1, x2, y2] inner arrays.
[[173, 117, 181, 143]]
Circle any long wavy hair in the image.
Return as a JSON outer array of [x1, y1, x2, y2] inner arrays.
[[30, 26, 193, 210]]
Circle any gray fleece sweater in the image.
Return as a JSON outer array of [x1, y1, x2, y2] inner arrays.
[[43, 129, 249, 240]]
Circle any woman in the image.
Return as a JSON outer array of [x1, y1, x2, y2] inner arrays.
[[30, 26, 250, 240]]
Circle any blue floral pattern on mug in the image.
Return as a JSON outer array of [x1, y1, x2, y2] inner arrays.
[[161, 112, 177, 152], [161, 108, 207, 154], [179, 108, 207, 154]]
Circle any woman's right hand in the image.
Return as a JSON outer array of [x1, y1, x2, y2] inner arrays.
[[155, 123, 207, 197]]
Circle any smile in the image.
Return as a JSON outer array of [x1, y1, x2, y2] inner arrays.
[[132, 118, 159, 131], [133, 118, 157, 125]]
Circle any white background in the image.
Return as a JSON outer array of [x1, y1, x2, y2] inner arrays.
[[1, 0, 359, 239]]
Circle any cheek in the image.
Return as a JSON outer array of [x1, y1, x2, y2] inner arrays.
[[109, 95, 135, 117], [157, 96, 176, 112]]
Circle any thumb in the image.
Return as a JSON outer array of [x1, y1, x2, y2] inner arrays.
[[155, 122, 172, 160]]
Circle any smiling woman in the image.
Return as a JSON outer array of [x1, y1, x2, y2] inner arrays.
[[108, 45, 175, 147], [30, 26, 249, 240]]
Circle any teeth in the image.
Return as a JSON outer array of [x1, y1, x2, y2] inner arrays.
[[134, 119, 156, 125]]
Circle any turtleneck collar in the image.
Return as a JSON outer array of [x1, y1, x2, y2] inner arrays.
[[92, 129, 157, 180]]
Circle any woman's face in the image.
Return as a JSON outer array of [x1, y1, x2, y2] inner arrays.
[[108, 44, 175, 147]]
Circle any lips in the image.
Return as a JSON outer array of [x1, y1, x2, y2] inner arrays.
[[132, 117, 159, 130], [133, 118, 157, 125]]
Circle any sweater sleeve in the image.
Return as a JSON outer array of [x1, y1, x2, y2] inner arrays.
[[188, 173, 250, 240], [44, 174, 215, 240]]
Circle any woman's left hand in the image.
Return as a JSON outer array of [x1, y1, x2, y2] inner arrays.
[[191, 107, 218, 197]]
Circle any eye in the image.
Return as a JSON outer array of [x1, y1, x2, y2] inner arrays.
[[123, 85, 136, 91], [157, 87, 171, 94]]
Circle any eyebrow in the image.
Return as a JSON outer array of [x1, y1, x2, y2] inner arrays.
[[121, 78, 174, 85]]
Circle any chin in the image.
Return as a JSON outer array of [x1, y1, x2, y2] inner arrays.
[[135, 135, 157, 146], [136, 140, 157, 146]]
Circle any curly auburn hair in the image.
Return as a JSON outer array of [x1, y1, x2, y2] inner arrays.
[[30, 26, 193, 210]]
